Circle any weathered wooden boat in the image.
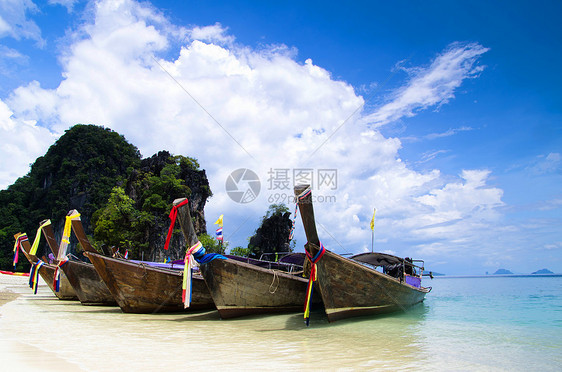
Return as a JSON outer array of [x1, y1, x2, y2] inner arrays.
[[14, 232, 78, 300], [295, 184, 431, 322], [40, 215, 116, 306], [173, 197, 319, 319], [70, 211, 214, 313]]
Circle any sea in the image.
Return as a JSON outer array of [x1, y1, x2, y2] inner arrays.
[[0, 274, 561, 371]]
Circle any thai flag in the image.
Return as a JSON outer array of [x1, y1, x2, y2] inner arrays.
[[124, 250, 129, 259], [215, 227, 223, 241]]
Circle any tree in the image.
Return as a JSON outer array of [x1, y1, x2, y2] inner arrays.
[[92, 186, 150, 258], [198, 233, 226, 254], [229, 246, 250, 257]]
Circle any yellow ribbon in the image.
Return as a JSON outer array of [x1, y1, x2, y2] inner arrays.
[[62, 214, 80, 244], [58, 213, 80, 259], [13, 234, 20, 253], [30, 220, 51, 255]]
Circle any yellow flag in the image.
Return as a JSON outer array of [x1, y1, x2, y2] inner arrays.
[[370, 208, 376, 231], [214, 214, 223, 227]]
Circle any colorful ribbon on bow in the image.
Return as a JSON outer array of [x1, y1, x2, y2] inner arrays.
[[53, 257, 69, 292], [182, 241, 203, 308], [57, 213, 80, 260], [304, 241, 326, 326], [30, 219, 51, 256], [29, 260, 44, 294], [13, 233, 28, 270], [164, 199, 189, 250], [182, 241, 226, 308]]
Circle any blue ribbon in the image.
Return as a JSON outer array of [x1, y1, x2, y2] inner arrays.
[[192, 246, 227, 264]]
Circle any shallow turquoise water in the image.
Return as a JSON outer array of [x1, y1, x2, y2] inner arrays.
[[1, 275, 561, 370], [413, 276, 562, 370]]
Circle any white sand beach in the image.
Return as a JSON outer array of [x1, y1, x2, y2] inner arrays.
[[0, 273, 422, 371]]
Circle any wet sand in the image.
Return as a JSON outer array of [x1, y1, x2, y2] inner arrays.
[[0, 274, 82, 371], [0, 289, 19, 306]]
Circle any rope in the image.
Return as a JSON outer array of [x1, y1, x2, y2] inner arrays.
[[269, 270, 280, 294], [164, 199, 189, 250], [288, 202, 298, 241], [297, 186, 312, 200], [304, 241, 326, 326], [289, 186, 313, 241]]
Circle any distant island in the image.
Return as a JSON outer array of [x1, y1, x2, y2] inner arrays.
[[493, 269, 513, 275], [423, 271, 445, 277], [532, 268, 553, 274]]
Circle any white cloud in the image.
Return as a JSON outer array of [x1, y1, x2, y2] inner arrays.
[[508, 152, 562, 176], [1, 0, 504, 262], [424, 126, 474, 140], [48, 0, 78, 12], [0, 44, 29, 76], [544, 242, 561, 251], [532, 152, 561, 175], [0, 99, 57, 188], [0, 44, 26, 60], [362, 42, 489, 128], [0, 0, 45, 46], [189, 23, 235, 45], [417, 149, 450, 164]]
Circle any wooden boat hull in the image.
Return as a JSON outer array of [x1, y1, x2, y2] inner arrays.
[[61, 260, 117, 306], [17, 236, 77, 300], [85, 252, 214, 313], [315, 250, 428, 322], [200, 258, 317, 319], [37, 263, 78, 300]]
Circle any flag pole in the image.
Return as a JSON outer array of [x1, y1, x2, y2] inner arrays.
[[370, 208, 376, 253]]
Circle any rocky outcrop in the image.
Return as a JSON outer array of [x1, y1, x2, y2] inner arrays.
[[0, 125, 212, 270], [248, 211, 292, 261]]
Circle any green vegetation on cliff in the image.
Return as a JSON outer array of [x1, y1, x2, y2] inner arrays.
[[0, 125, 140, 269], [0, 124, 211, 270]]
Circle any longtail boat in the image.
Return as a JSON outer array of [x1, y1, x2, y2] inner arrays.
[[13, 233, 78, 300], [72, 211, 214, 313], [295, 184, 431, 322], [39, 215, 116, 306], [174, 197, 318, 319]]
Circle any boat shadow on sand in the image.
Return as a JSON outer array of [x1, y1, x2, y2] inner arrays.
[[155, 301, 431, 329], [275, 302, 431, 331], [152, 309, 221, 322], [72, 307, 124, 314]]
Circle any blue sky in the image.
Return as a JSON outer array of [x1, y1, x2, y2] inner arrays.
[[1, 0, 561, 274]]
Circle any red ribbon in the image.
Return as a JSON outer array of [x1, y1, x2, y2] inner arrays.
[[164, 199, 189, 250]]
